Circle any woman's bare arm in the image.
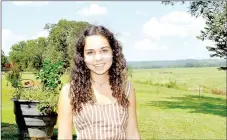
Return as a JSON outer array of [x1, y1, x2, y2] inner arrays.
[[57, 83, 73, 139], [126, 82, 141, 140]]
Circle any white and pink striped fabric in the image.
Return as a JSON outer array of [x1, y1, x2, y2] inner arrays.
[[73, 81, 131, 140]]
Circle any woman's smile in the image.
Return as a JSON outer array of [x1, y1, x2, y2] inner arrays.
[[94, 63, 105, 69]]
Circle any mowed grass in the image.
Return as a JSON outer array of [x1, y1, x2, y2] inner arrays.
[[1, 67, 226, 139], [135, 83, 226, 139]]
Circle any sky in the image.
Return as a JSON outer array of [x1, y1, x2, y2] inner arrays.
[[2, 1, 216, 61]]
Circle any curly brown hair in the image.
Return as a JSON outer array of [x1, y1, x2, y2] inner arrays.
[[69, 25, 129, 114]]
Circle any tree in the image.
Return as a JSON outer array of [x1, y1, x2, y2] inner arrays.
[[9, 41, 27, 70], [44, 20, 91, 69], [27, 37, 48, 70], [9, 37, 48, 71], [1, 50, 8, 70], [162, 1, 227, 70], [8, 19, 91, 72]]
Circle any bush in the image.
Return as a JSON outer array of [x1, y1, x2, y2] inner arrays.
[[135, 80, 153, 85], [211, 88, 226, 95], [165, 79, 178, 89], [35, 60, 64, 91], [5, 63, 22, 89], [10, 60, 65, 115], [17, 87, 59, 115]]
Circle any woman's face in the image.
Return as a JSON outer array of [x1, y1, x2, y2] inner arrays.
[[84, 35, 113, 75]]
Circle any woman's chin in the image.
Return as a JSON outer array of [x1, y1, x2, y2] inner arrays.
[[91, 69, 109, 75]]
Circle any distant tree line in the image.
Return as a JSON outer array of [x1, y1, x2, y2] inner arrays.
[[128, 59, 226, 69]]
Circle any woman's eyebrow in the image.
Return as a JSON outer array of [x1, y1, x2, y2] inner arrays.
[[85, 49, 93, 51], [85, 46, 110, 51], [101, 46, 110, 49]]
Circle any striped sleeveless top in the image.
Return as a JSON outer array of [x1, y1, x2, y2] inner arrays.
[[72, 81, 131, 140]]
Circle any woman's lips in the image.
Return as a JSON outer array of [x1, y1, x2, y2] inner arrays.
[[94, 63, 105, 67]]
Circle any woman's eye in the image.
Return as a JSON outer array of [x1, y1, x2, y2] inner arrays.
[[87, 52, 93, 55], [102, 49, 108, 53]]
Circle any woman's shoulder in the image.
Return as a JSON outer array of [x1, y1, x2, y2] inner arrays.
[[125, 80, 133, 89], [60, 83, 71, 97], [61, 83, 70, 91], [58, 83, 72, 111], [124, 80, 133, 98]]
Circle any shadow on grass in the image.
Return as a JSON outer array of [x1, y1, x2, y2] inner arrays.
[[1, 122, 18, 139], [1, 122, 77, 140], [145, 95, 226, 117]]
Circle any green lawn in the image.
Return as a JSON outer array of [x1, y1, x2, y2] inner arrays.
[[1, 67, 226, 139]]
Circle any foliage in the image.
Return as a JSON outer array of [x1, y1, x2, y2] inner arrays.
[[127, 59, 226, 69], [8, 60, 65, 114], [134, 79, 185, 91], [135, 79, 153, 85], [16, 87, 59, 115], [165, 79, 178, 88], [1, 50, 9, 70], [5, 63, 22, 89], [211, 88, 226, 95], [42, 45, 64, 65], [35, 60, 65, 91], [190, 1, 227, 63], [32, 60, 64, 114], [44, 19, 91, 69], [4, 63, 11, 70], [9, 37, 48, 71]]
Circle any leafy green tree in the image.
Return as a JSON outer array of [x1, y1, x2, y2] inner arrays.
[[9, 41, 27, 70], [44, 20, 91, 69], [27, 37, 48, 70], [8, 19, 91, 71], [9, 37, 48, 71], [43, 45, 64, 64], [1, 50, 8, 70]]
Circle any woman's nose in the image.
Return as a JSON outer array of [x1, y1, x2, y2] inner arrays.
[[94, 53, 102, 61]]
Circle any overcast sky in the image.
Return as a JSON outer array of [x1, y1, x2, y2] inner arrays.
[[2, 1, 216, 61]]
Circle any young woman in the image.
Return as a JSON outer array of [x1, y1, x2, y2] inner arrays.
[[57, 25, 140, 140]]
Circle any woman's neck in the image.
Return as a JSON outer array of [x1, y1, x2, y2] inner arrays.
[[90, 72, 110, 83]]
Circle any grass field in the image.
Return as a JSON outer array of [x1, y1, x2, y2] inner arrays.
[[132, 67, 226, 89], [1, 67, 226, 139]]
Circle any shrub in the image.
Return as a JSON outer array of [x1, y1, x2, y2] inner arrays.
[[211, 88, 226, 95], [5, 63, 22, 89], [165, 79, 178, 89], [9, 60, 65, 115], [35, 60, 64, 91]]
